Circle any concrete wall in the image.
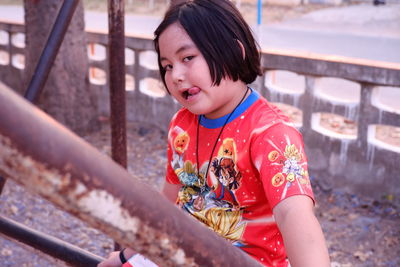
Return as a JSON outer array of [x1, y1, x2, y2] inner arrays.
[[0, 21, 399, 199]]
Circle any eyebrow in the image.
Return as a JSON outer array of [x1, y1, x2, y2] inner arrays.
[[160, 44, 195, 62]]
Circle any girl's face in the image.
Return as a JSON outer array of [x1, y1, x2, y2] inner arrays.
[[158, 22, 247, 119]]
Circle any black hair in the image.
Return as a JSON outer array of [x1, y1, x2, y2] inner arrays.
[[154, 0, 262, 91]]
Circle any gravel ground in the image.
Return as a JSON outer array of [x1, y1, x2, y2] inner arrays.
[[1, 120, 399, 267]]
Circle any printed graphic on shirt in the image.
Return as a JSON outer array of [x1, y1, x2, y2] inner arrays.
[[167, 99, 314, 266], [171, 133, 246, 246], [268, 144, 310, 200], [269, 144, 310, 197]]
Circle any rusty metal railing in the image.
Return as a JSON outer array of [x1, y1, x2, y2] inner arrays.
[[108, 0, 127, 251], [24, 0, 80, 102], [0, 215, 104, 266], [108, 0, 128, 170], [0, 1, 105, 265], [0, 85, 261, 267], [0, 0, 80, 198], [1, 0, 131, 264]]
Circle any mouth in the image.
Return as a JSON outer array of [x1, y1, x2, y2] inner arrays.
[[181, 87, 201, 100]]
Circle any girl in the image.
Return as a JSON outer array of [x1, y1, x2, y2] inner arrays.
[[99, 1, 330, 266]]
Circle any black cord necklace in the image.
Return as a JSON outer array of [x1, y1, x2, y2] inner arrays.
[[196, 86, 250, 186]]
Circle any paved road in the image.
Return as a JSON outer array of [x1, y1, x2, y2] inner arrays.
[[1, 3, 399, 64], [259, 3, 400, 63], [257, 26, 400, 63]]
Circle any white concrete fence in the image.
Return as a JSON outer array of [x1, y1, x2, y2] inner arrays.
[[0, 21, 399, 198]]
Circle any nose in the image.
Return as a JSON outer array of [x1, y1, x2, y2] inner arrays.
[[171, 64, 184, 84]]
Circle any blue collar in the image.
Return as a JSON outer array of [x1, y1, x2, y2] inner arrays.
[[199, 89, 259, 129]]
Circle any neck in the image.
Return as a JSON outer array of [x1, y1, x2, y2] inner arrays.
[[196, 85, 250, 183], [204, 83, 250, 120]]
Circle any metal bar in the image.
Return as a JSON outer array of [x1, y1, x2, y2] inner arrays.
[[108, 0, 127, 251], [0, 215, 104, 267], [24, 0, 80, 103], [0, 176, 5, 194], [0, 84, 261, 267], [108, 0, 127, 169], [0, 0, 80, 197]]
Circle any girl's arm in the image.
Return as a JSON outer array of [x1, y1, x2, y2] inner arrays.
[[273, 195, 330, 267]]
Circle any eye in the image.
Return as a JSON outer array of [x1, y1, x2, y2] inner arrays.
[[163, 64, 172, 71], [183, 56, 194, 62]]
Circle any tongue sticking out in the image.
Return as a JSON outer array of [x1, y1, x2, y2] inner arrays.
[[188, 87, 200, 95], [184, 87, 201, 99]]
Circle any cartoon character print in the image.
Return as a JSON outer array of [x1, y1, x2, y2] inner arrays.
[[190, 207, 246, 245], [175, 160, 201, 187], [170, 127, 199, 186], [208, 138, 242, 210], [269, 144, 310, 200], [173, 136, 246, 245], [174, 131, 189, 155], [170, 127, 206, 211], [171, 129, 189, 170], [217, 138, 242, 190]]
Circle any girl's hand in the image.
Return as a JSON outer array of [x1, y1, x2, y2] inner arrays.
[[97, 251, 122, 267]]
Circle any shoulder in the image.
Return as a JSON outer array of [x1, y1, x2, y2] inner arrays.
[[251, 95, 291, 125], [169, 108, 196, 128], [249, 122, 305, 160], [247, 95, 300, 140], [264, 122, 303, 141], [167, 108, 197, 143]]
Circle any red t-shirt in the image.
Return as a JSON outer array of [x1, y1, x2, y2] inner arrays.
[[166, 90, 314, 266]]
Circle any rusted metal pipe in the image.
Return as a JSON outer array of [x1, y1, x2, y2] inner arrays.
[[24, 0, 80, 103], [0, 176, 5, 194], [0, 215, 104, 267], [0, 0, 80, 197], [0, 86, 262, 267], [108, 0, 127, 251], [108, 0, 127, 169]]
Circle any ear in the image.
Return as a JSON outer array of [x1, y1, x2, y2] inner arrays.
[[236, 39, 246, 60]]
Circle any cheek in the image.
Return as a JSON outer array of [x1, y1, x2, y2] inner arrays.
[[164, 72, 171, 85], [165, 77, 182, 100], [164, 74, 174, 92]]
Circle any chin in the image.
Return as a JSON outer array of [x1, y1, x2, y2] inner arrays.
[[187, 108, 203, 115], [186, 107, 208, 116]]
